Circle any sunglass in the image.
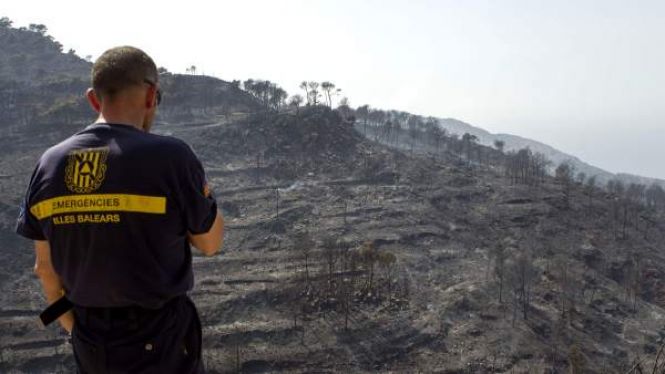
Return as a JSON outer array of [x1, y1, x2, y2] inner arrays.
[[143, 79, 162, 106]]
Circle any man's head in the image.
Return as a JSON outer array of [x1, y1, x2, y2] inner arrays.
[[87, 46, 161, 132]]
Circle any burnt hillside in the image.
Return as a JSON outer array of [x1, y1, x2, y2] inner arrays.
[[4, 102, 665, 372], [2, 18, 665, 374]]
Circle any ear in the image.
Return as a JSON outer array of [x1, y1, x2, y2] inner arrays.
[[145, 85, 157, 109], [86, 88, 102, 113]]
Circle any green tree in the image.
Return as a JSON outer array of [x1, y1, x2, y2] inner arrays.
[[299, 81, 309, 104], [493, 140, 505, 153], [243, 79, 288, 111], [28, 23, 48, 35], [0, 17, 13, 28], [288, 94, 303, 114], [307, 81, 320, 105], [320, 81, 336, 107]]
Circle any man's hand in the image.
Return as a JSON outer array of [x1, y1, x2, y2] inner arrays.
[[34, 240, 74, 333], [188, 210, 224, 256]]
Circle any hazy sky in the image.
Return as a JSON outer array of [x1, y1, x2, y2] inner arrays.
[[3, 0, 665, 178]]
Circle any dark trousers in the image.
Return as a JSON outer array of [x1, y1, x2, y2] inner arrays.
[[71, 295, 204, 374]]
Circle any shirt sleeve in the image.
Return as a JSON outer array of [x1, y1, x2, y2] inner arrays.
[[179, 145, 218, 234], [15, 164, 46, 241]]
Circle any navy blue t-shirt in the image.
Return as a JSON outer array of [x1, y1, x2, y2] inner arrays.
[[16, 123, 217, 308]]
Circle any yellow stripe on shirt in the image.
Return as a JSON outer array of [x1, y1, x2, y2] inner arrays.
[[30, 194, 167, 220]]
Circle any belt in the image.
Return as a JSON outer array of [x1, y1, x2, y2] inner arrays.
[[77, 302, 168, 322], [40, 296, 183, 327]]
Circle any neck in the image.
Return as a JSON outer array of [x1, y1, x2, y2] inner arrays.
[[95, 112, 145, 131]]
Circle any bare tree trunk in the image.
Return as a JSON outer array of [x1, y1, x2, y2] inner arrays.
[[623, 205, 628, 240], [499, 277, 503, 304]]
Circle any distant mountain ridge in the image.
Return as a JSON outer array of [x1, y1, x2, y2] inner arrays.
[[437, 117, 665, 187]]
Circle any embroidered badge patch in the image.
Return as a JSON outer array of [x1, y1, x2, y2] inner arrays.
[[65, 147, 109, 194]]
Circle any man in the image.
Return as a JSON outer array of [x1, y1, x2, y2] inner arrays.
[[15, 46, 224, 373]]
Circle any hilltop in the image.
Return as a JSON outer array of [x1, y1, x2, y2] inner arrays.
[[0, 19, 259, 135]]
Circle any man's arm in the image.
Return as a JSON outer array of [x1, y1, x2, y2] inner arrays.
[[188, 210, 224, 256], [34, 240, 73, 333]]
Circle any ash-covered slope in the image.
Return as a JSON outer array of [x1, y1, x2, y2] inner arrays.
[[3, 105, 665, 373], [185, 106, 368, 172]]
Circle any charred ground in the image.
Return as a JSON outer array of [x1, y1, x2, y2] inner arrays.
[[2, 104, 665, 373], [2, 19, 665, 374]]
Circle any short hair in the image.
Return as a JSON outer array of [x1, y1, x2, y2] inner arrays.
[[91, 46, 157, 101]]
